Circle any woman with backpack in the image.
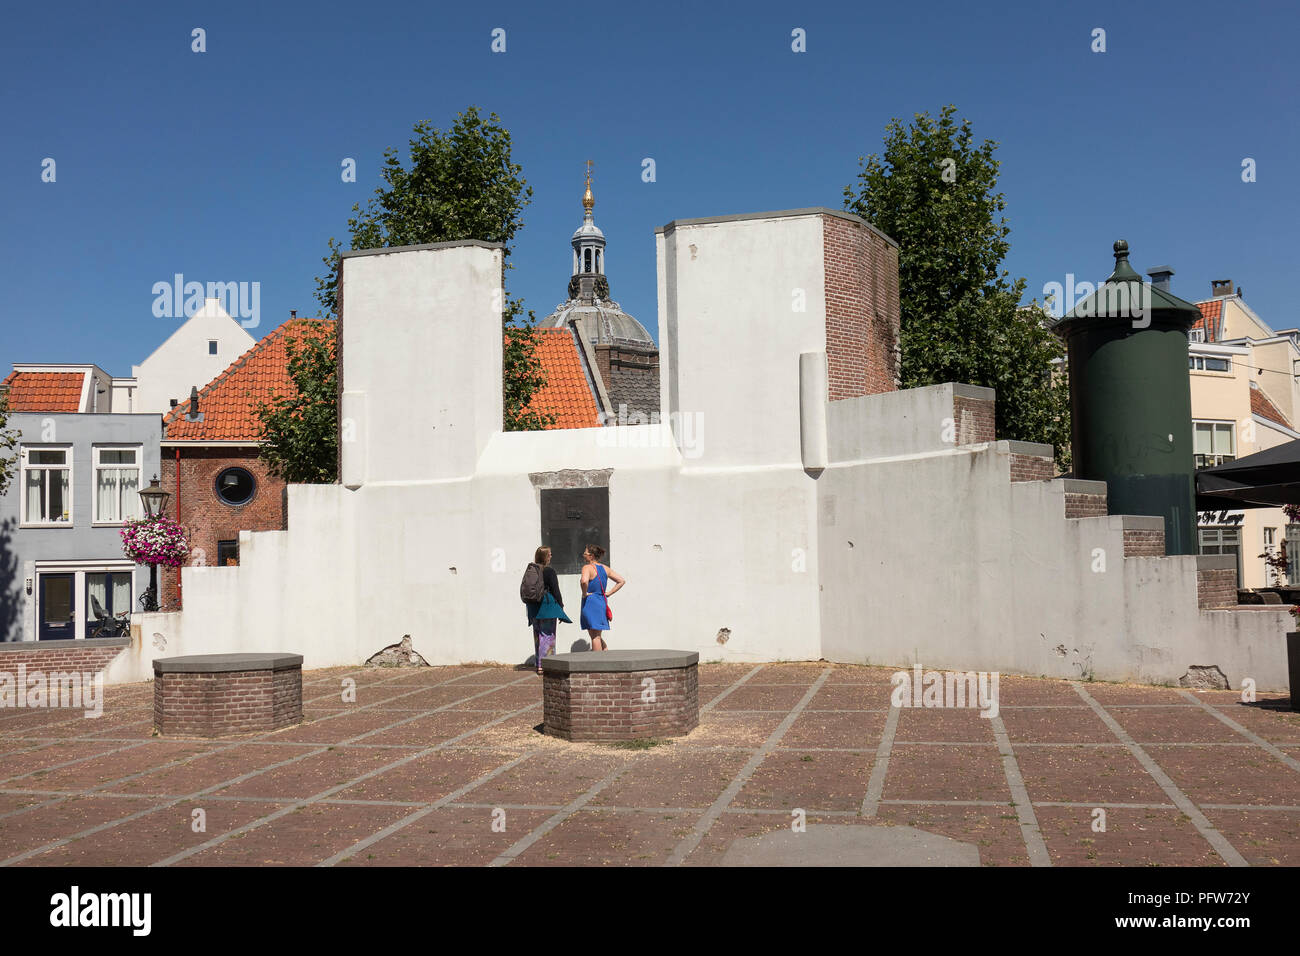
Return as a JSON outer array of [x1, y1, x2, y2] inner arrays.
[[522, 547, 568, 674], [579, 544, 624, 651]]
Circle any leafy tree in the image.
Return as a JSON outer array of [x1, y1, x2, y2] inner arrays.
[[256, 324, 339, 483], [314, 107, 553, 433], [844, 105, 1070, 467], [0, 394, 19, 496]]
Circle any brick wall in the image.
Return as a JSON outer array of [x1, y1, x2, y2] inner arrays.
[[1009, 454, 1055, 482], [1065, 493, 1108, 519], [0, 638, 127, 684], [953, 394, 996, 445], [159, 446, 287, 609], [153, 666, 302, 737], [543, 664, 698, 742], [822, 214, 901, 401], [1123, 529, 1167, 557], [1197, 568, 1237, 609]]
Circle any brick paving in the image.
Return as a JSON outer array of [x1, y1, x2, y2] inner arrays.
[[1, 662, 1299, 866]]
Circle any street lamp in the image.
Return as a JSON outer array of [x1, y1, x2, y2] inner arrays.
[[138, 475, 171, 611]]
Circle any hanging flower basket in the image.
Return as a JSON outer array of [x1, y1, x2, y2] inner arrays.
[[120, 515, 190, 567]]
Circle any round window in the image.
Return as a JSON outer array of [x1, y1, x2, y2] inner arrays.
[[215, 467, 256, 506]]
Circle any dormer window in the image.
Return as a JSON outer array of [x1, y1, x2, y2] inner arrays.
[[1188, 329, 1205, 344]]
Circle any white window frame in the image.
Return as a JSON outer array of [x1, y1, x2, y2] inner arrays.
[[20, 445, 73, 527], [92, 444, 143, 525], [1198, 525, 1244, 587], [1189, 355, 1232, 372], [1287, 525, 1300, 586], [1193, 420, 1236, 469], [29, 561, 136, 641], [1189, 328, 1205, 343]]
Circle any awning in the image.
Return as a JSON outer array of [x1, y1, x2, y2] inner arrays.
[[1196, 439, 1300, 510]]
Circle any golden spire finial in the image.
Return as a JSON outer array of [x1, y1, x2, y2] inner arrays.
[[582, 159, 594, 212]]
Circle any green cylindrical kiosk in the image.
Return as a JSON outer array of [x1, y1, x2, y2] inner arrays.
[[1055, 241, 1200, 555]]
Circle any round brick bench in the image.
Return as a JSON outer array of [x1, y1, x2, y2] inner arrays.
[[541, 649, 699, 742], [153, 653, 303, 738]]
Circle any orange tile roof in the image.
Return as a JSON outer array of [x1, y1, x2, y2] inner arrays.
[[1251, 385, 1293, 431], [0, 371, 86, 412], [525, 328, 601, 429], [163, 319, 333, 441], [1193, 300, 1223, 341]]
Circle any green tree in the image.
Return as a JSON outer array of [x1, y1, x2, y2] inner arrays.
[[0, 393, 19, 495], [314, 107, 553, 432], [844, 105, 1070, 466], [256, 324, 339, 483]]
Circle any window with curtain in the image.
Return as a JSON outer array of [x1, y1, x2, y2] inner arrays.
[[22, 448, 71, 524], [94, 447, 141, 522], [86, 571, 132, 627]]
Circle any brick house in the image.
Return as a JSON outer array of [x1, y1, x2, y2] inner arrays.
[[159, 318, 332, 608]]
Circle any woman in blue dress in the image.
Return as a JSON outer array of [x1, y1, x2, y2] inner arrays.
[[579, 544, 624, 651]]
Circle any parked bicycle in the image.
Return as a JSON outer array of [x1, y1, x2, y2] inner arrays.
[[89, 594, 131, 639]]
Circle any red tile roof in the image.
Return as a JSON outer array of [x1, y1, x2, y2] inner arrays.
[[1251, 385, 1293, 431], [526, 328, 601, 429], [0, 371, 86, 412], [1193, 300, 1224, 341], [163, 319, 333, 441]]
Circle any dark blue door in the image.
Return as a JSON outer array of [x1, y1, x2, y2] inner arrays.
[[38, 573, 75, 640]]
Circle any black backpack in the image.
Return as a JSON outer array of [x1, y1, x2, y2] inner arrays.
[[520, 563, 545, 603]]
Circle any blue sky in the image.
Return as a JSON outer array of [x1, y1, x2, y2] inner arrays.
[[2, 0, 1296, 376]]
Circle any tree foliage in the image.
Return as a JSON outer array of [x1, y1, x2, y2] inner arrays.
[[0, 394, 19, 496], [314, 107, 552, 434], [844, 105, 1070, 466], [256, 325, 339, 484]]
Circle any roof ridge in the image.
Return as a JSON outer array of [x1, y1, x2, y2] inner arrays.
[[162, 318, 331, 427]]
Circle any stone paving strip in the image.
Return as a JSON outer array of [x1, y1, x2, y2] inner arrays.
[[860, 706, 900, 818], [664, 668, 831, 866], [0, 665, 413, 784], [1072, 682, 1249, 867], [486, 663, 774, 866], [0, 668, 516, 865], [4, 663, 1300, 866], [0, 665, 425, 818], [1176, 689, 1300, 773], [988, 715, 1051, 866], [149, 686, 538, 866]]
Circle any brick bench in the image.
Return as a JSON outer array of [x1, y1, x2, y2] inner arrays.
[[153, 653, 303, 737], [542, 649, 699, 742]]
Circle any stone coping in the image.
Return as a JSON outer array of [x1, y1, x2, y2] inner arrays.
[[655, 207, 899, 248], [153, 652, 304, 675], [0, 637, 129, 653], [1196, 554, 1238, 571], [542, 649, 699, 674]]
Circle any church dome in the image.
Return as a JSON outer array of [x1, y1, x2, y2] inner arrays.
[[539, 163, 654, 347], [539, 301, 654, 346]]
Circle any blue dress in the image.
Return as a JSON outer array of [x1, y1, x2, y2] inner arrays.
[[580, 565, 610, 631]]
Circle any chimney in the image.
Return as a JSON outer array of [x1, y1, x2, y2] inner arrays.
[[1146, 266, 1174, 292], [1211, 279, 1233, 297], [290, 310, 297, 319], [186, 385, 204, 422]]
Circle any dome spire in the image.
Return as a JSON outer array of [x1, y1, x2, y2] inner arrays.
[[582, 159, 594, 213]]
